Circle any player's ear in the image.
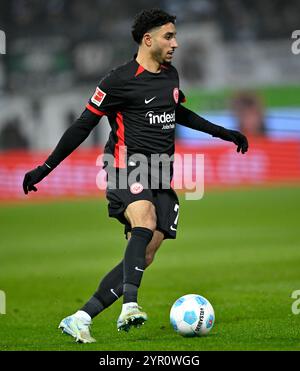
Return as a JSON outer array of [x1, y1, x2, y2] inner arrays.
[[143, 33, 152, 47]]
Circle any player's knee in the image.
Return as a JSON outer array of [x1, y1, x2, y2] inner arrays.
[[140, 216, 156, 231], [142, 203, 157, 230], [132, 213, 156, 231], [127, 201, 157, 231]]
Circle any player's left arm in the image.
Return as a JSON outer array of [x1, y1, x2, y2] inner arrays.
[[176, 104, 248, 154]]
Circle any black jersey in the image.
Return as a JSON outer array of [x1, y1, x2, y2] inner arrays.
[[86, 57, 184, 168]]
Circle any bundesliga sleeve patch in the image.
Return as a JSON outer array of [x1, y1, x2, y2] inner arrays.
[[91, 87, 107, 107]]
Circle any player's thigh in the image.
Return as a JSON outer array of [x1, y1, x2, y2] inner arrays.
[[105, 167, 155, 229], [124, 200, 157, 230]]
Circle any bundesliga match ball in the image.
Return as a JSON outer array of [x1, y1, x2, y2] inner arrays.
[[170, 294, 215, 337]]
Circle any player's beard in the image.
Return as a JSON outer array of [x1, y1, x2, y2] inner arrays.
[[151, 47, 172, 66]]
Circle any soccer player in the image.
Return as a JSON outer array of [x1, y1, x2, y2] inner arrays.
[[23, 8, 248, 343]]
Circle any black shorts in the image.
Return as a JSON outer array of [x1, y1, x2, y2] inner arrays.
[[106, 185, 180, 240]]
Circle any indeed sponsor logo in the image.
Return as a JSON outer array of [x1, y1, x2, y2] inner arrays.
[[146, 111, 175, 125]]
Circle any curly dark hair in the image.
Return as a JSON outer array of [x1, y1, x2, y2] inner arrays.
[[132, 8, 176, 44]]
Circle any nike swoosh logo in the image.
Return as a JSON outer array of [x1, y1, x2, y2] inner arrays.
[[135, 266, 144, 272], [145, 96, 156, 104], [170, 226, 177, 231], [110, 288, 119, 298]]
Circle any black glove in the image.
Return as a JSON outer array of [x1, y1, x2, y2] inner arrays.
[[216, 128, 248, 154], [23, 164, 52, 195]]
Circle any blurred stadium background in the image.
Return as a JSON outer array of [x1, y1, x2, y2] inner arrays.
[[0, 0, 300, 350]]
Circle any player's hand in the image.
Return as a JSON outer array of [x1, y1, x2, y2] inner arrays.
[[23, 164, 51, 195], [218, 129, 249, 154]]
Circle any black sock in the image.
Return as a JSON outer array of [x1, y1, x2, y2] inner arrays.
[[123, 227, 153, 304], [80, 260, 123, 318]]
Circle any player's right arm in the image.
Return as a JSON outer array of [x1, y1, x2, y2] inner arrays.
[[23, 70, 124, 195]]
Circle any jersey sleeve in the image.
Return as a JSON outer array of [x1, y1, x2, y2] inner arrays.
[[86, 70, 125, 116]]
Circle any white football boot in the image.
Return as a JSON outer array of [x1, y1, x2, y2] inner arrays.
[[117, 302, 148, 332], [58, 313, 96, 343]]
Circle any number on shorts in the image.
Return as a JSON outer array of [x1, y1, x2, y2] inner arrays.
[[170, 204, 179, 231]]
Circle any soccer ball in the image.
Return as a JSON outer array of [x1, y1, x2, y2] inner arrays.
[[170, 294, 215, 337]]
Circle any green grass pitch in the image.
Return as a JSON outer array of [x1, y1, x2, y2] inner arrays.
[[1, 186, 300, 350]]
